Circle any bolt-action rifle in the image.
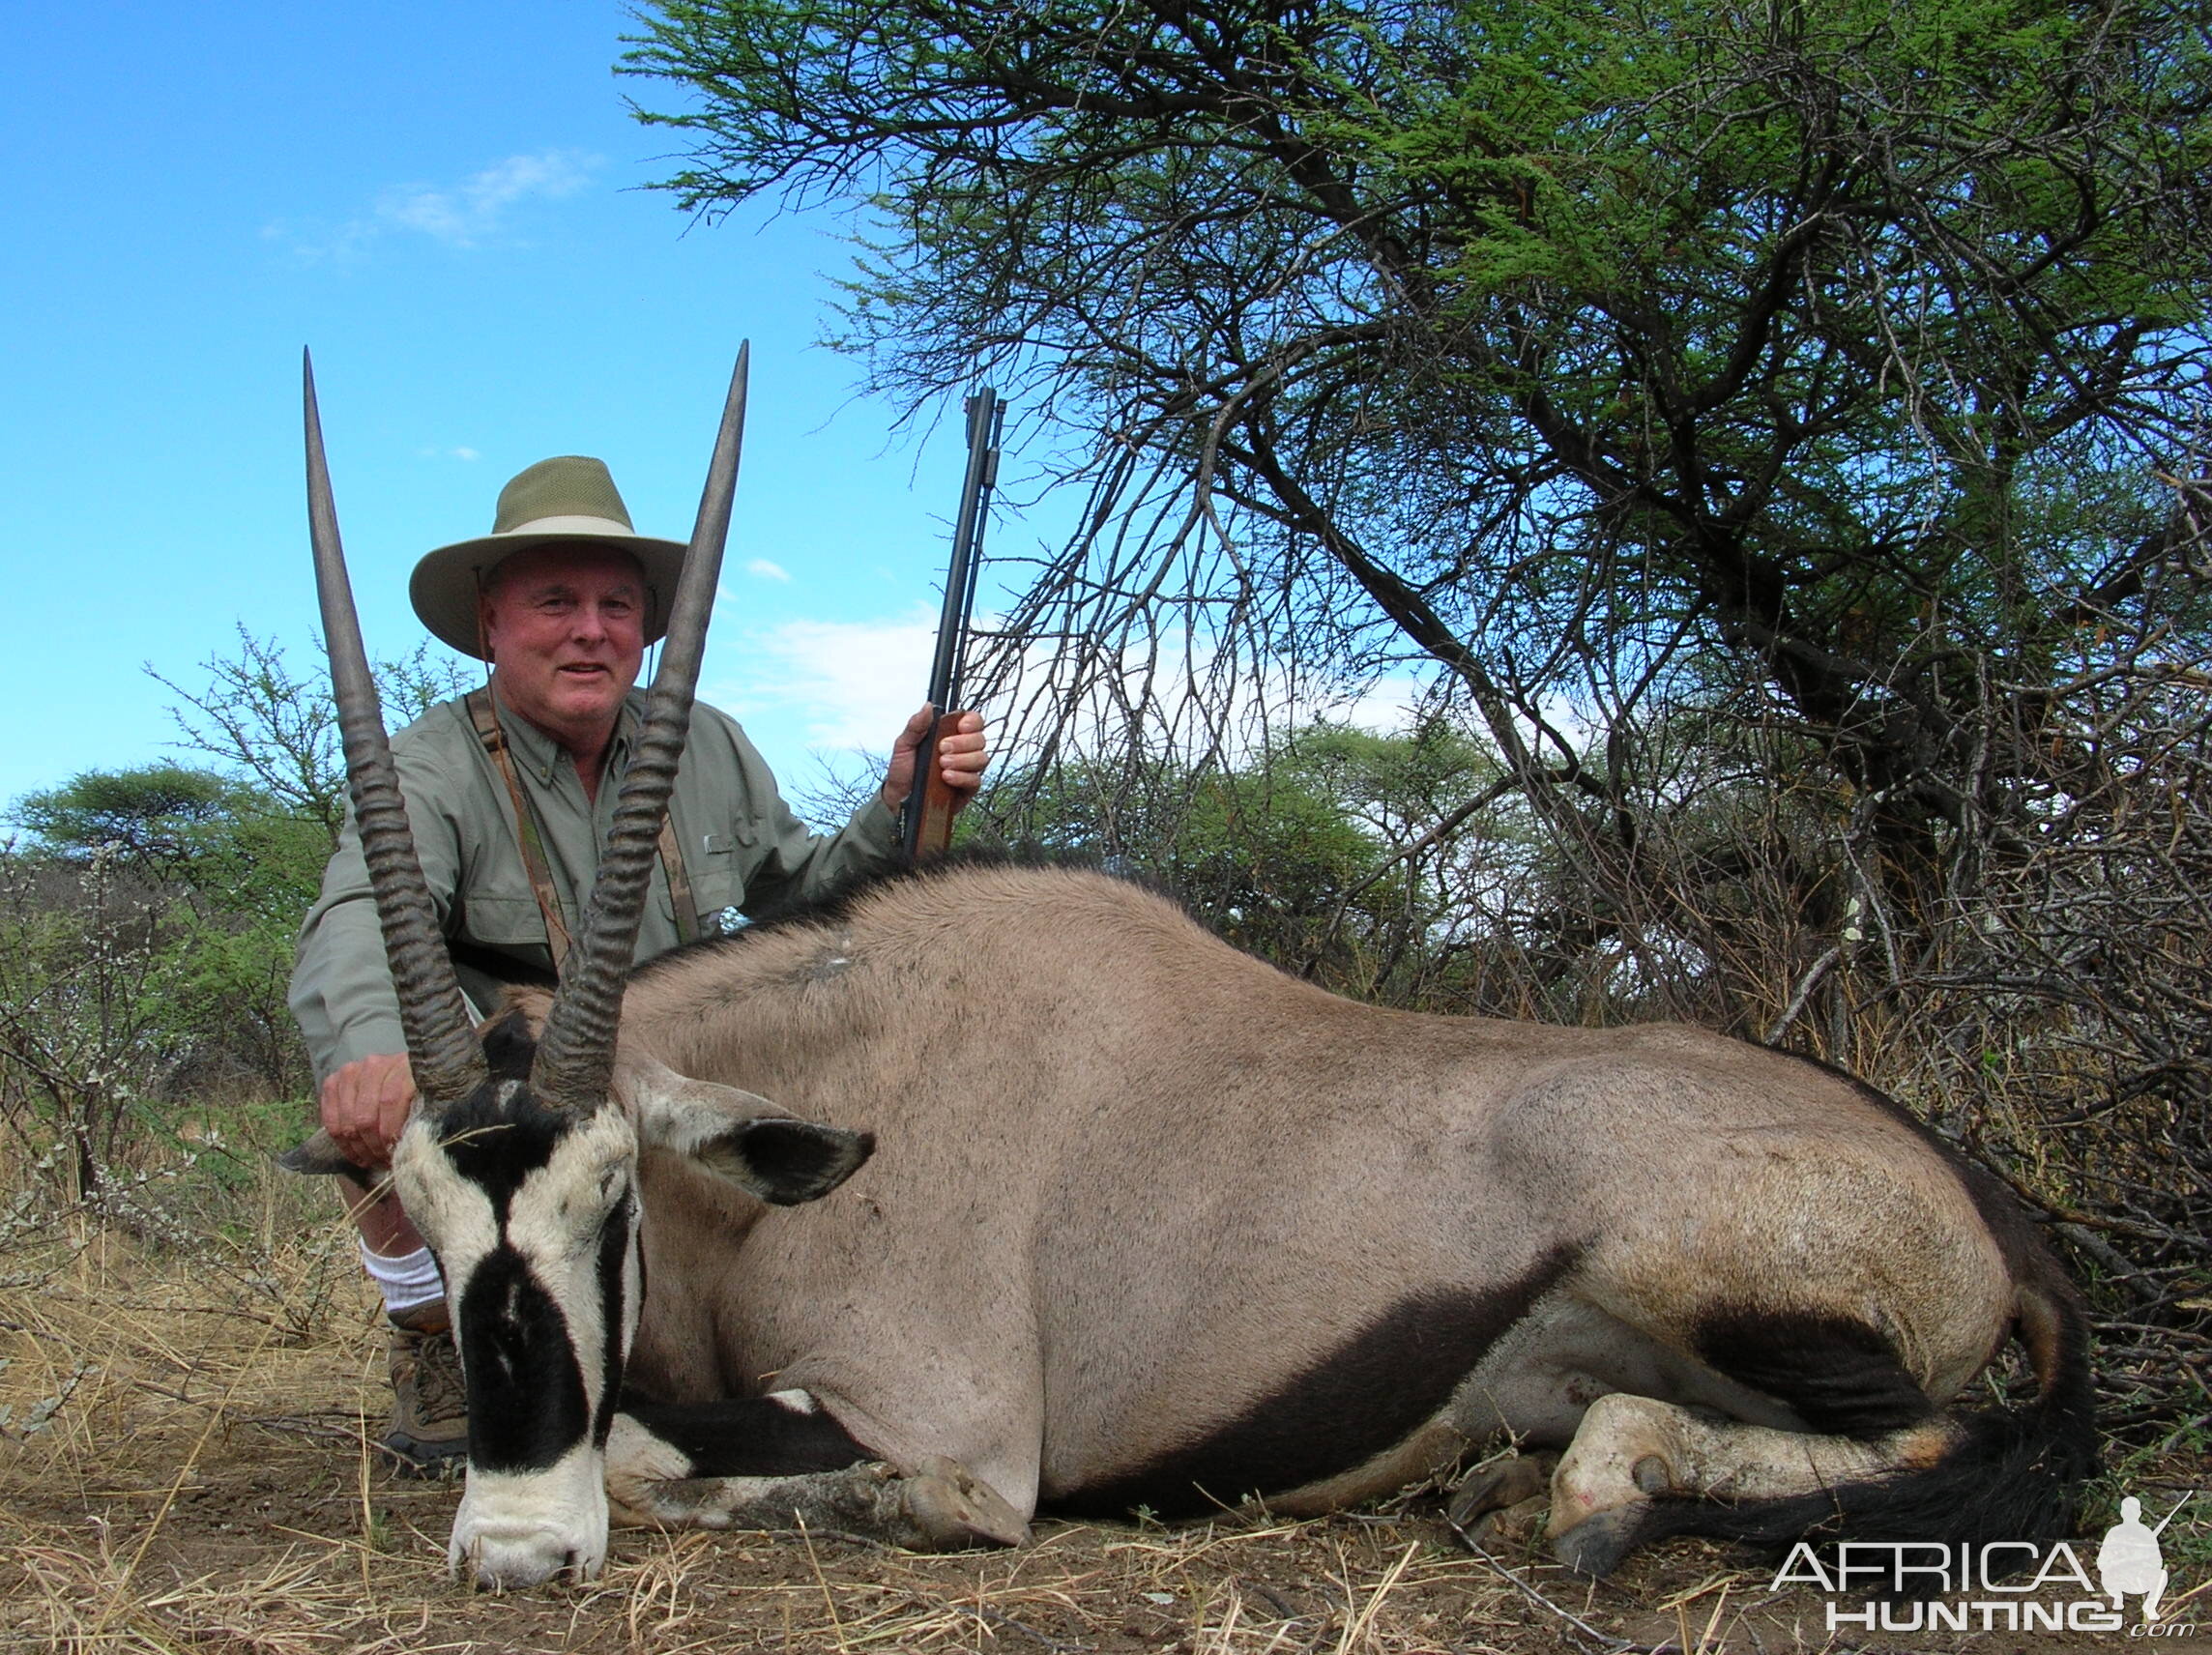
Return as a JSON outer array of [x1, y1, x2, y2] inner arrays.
[[902, 389, 1004, 860]]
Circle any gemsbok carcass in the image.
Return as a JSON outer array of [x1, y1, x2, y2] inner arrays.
[[285, 351, 2096, 1592]]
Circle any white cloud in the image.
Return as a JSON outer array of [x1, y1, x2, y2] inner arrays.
[[705, 604, 1437, 782], [744, 558, 792, 583], [269, 150, 602, 259], [376, 150, 599, 247], [708, 606, 937, 754]]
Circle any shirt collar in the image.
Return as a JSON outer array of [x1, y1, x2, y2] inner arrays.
[[486, 682, 643, 789]]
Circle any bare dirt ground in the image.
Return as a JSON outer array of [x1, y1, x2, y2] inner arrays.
[[2, 1216, 2204, 1654]]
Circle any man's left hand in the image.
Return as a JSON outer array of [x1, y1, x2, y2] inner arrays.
[[882, 706, 990, 811]]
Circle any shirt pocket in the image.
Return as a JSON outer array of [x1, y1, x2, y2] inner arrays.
[[464, 891, 561, 948]]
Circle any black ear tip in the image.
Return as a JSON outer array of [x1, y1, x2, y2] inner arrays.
[[736, 1117, 873, 1205]]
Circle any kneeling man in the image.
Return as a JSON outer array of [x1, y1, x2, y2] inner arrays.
[[289, 454, 987, 1471]]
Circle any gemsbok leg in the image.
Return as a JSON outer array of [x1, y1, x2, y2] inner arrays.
[[602, 1394, 1028, 1548]]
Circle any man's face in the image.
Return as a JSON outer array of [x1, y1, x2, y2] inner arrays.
[[480, 544, 649, 748]]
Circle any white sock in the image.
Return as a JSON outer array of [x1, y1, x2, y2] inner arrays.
[[359, 1240, 446, 1317]]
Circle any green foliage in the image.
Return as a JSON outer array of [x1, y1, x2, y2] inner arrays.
[[1, 629, 474, 1163], [9, 757, 333, 1103], [15, 766, 326, 902], [14, 765, 241, 875], [626, 0, 2212, 908], [995, 719, 1511, 996], [1323, 0, 2211, 670], [147, 625, 472, 842]]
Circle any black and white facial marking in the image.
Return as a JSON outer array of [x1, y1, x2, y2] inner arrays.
[[388, 1016, 642, 1589], [390, 1020, 875, 1590]]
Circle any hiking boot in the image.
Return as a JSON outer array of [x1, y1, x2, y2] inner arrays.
[[383, 1300, 469, 1478]]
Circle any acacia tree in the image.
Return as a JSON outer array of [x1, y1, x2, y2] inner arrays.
[[627, 0, 2211, 920], [630, 7, 2212, 1385], [148, 626, 472, 842]]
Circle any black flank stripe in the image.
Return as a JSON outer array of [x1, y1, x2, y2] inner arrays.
[[1057, 1247, 1578, 1520], [1694, 1308, 1936, 1437], [614, 1395, 872, 1478]]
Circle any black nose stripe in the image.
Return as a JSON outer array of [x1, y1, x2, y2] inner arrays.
[[457, 1244, 590, 1472]]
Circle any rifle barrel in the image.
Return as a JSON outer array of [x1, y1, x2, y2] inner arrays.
[[905, 389, 1004, 858], [925, 391, 1001, 711]]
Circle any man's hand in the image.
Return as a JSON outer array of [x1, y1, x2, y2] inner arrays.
[[320, 1052, 419, 1171], [881, 706, 990, 811]]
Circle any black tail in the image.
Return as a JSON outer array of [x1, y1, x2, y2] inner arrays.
[[1626, 1272, 2098, 1585]]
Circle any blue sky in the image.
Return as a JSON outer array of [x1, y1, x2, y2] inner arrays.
[[0, 3, 1032, 815]]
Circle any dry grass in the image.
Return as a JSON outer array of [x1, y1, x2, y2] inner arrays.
[[0, 1177, 2194, 1654]]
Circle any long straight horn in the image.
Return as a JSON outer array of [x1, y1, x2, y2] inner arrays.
[[305, 350, 487, 1105], [531, 344, 749, 1110]]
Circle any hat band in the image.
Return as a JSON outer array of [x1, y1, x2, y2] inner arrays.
[[488, 513, 643, 540]]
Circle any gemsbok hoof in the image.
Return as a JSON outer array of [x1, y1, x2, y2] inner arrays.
[[1447, 1452, 1556, 1530], [1549, 1504, 1644, 1579], [901, 1456, 1031, 1550]]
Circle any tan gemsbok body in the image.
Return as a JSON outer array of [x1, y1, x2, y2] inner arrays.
[[287, 353, 2097, 1592]]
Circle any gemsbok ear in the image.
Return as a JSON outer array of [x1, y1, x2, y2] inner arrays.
[[623, 1055, 875, 1205], [699, 1117, 876, 1206], [276, 1129, 368, 1179]]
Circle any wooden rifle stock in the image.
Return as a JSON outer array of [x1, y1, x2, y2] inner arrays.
[[903, 389, 1004, 860], [907, 710, 969, 860]]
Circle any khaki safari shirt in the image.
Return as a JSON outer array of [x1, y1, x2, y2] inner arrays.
[[289, 685, 901, 1080]]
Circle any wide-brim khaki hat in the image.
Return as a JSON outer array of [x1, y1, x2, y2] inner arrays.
[[409, 455, 689, 658]]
